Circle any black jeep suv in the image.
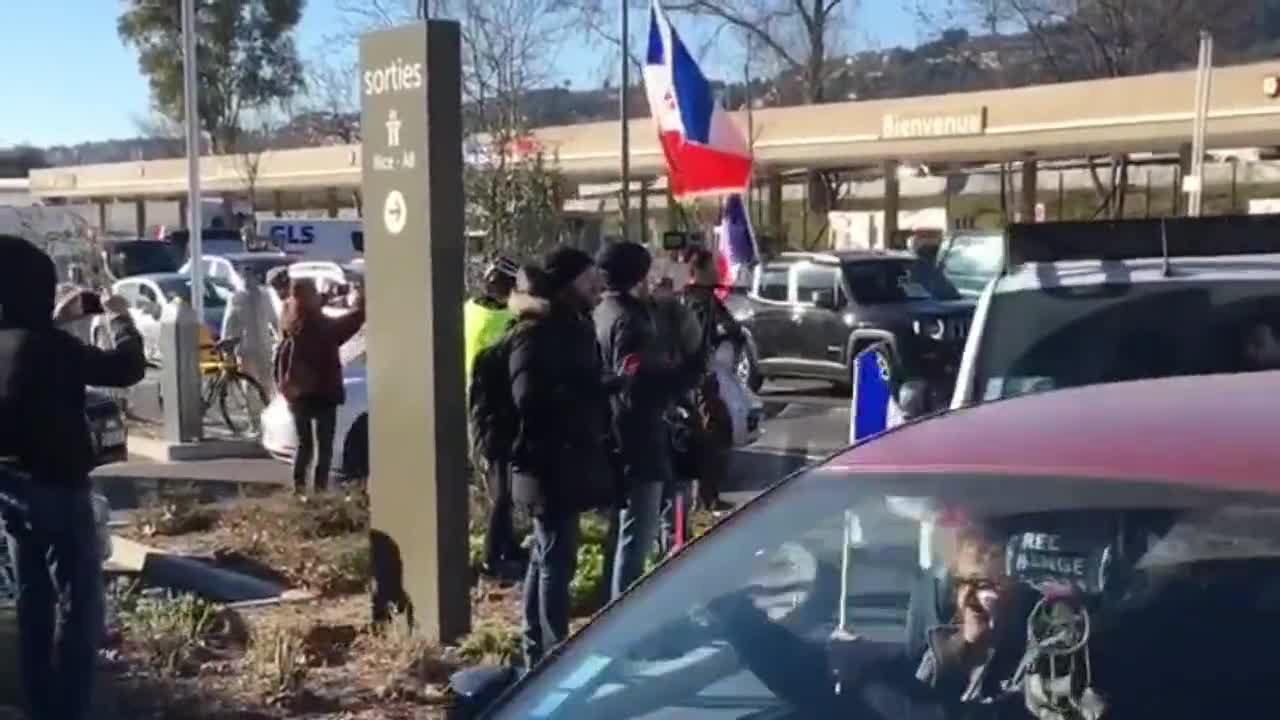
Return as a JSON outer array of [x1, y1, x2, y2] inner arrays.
[[726, 251, 974, 393]]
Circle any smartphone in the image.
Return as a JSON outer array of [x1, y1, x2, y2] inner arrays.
[[80, 292, 105, 315]]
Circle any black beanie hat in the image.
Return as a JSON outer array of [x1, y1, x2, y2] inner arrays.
[[541, 246, 595, 294], [0, 235, 56, 329], [596, 241, 652, 292]]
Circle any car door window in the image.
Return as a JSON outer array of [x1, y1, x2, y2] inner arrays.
[[136, 284, 159, 307], [793, 264, 838, 306], [756, 265, 790, 302]]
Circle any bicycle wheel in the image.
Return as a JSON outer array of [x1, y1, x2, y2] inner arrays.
[[217, 371, 270, 436]]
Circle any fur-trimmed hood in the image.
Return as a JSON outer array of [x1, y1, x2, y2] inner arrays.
[[507, 291, 551, 320]]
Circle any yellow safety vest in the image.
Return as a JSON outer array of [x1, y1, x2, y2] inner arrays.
[[463, 298, 513, 387]]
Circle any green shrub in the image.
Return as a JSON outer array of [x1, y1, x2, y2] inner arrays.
[[117, 593, 223, 676]]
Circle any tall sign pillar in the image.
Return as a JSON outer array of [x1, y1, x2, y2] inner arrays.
[[360, 21, 469, 642]]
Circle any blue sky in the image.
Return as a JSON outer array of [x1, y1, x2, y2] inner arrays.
[[0, 0, 929, 148]]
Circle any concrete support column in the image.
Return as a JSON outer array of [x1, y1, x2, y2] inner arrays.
[[665, 186, 678, 231], [882, 159, 901, 250], [326, 188, 340, 218], [159, 301, 203, 443], [1020, 155, 1039, 223], [638, 179, 650, 246], [1176, 143, 1193, 216], [220, 194, 235, 228], [97, 200, 108, 233], [273, 191, 284, 218], [178, 198, 189, 230], [767, 173, 783, 243], [134, 199, 147, 237]]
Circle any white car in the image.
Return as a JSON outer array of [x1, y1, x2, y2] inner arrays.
[[91, 273, 236, 361], [179, 252, 295, 292], [260, 330, 767, 480], [260, 331, 370, 478], [951, 216, 1280, 409]]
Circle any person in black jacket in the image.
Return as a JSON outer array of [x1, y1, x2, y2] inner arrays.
[[508, 247, 611, 667], [594, 242, 702, 599], [680, 248, 746, 513], [0, 235, 147, 720]]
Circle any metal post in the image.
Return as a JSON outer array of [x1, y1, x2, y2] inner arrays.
[[182, 0, 205, 319], [619, 0, 631, 240], [1189, 31, 1214, 218]]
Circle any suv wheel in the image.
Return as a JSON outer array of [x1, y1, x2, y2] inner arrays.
[[736, 344, 764, 393]]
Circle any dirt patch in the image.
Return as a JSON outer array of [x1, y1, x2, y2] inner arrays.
[[105, 485, 716, 717]]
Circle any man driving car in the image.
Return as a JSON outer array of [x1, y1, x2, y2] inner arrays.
[[709, 521, 1029, 719]]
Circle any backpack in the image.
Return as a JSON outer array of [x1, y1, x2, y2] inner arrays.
[[273, 335, 306, 402], [468, 327, 520, 463]]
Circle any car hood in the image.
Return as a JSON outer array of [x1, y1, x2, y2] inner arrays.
[[859, 298, 974, 322]]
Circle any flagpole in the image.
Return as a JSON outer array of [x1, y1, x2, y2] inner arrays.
[[620, 0, 632, 241], [182, 0, 205, 321]]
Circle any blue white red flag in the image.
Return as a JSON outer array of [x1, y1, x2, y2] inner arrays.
[[850, 348, 893, 443], [643, 0, 753, 198], [714, 193, 757, 298], [717, 193, 757, 272]]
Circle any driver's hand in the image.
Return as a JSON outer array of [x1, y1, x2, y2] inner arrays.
[[102, 294, 131, 317]]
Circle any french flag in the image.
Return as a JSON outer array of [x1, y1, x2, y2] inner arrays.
[[716, 194, 757, 296], [643, 0, 752, 199]]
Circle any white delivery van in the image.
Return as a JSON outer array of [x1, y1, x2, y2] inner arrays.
[[258, 219, 362, 264]]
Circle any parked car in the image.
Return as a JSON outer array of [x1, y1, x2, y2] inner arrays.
[[951, 214, 1280, 408], [727, 251, 973, 393], [99, 238, 181, 283], [448, 369, 1280, 719], [179, 252, 296, 292], [935, 230, 1003, 298], [86, 388, 128, 466], [162, 227, 245, 258], [92, 273, 236, 361]]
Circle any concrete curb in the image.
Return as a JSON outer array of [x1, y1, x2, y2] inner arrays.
[[128, 433, 269, 462]]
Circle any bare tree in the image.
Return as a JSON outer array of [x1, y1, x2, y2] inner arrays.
[[298, 55, 362, 144], [233, 105, 290, 217], [916, 0, 1262, 218]]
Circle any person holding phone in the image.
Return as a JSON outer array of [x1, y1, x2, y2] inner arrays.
[[0, 236, 147, 720]]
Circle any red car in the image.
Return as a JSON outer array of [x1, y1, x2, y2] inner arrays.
[[453, 370, 1280, 719]]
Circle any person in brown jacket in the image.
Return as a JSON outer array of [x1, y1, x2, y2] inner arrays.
[[279, 278, 366, 493]]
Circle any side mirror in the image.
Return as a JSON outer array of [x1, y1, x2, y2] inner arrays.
[[812, 289, 839, 311], [445, 665, 519, 719]]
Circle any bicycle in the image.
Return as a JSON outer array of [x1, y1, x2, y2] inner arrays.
[[201, 337, 270, 437]]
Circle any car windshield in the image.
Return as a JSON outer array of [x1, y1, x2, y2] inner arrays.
[[153, 277, 230, 308], [105, 242, 180, 278], [939, 234, 1003, 293], [492, 466, 1280, 719], [974, 278, 1280, 402], [233, 256, 293, 284], [842, 258, 960, 304]]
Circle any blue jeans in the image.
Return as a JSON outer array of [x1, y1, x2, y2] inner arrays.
[[4, 484, 104, 720], [610, 481, 664, 600], [523, 510, 579, 668]]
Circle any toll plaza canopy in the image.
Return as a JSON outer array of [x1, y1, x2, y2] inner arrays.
[[29, 60, 1280, 203]]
